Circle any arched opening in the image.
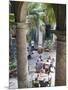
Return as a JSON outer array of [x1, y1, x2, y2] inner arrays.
[[25, 3, 57, 87], [9, 1, 66, 88]]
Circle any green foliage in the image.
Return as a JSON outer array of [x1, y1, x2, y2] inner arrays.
[[28, 3, 56, 26], [41, 4, 56, 24], [9, 13, 15, 25], [28, 3, 40, 14], [9, 58, 17, 70], [26, 32, 32, 44], [44, 39, 53, 49]]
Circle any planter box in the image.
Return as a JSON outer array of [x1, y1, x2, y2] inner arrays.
[[44, 48, 50, 52], [37, 48, 43, 54]]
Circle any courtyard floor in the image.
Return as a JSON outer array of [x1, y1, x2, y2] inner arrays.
[[9, 50, 56, 89]]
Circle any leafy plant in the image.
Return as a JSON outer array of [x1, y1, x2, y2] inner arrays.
[[9, 13, 15, 25], [44, 39, 53, 49]]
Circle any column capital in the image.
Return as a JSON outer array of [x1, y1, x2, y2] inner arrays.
[[51, 30, 66, 41], [16, 21, 27, 29], [56, 31, 66, 41], [54, 31, 66, 41]]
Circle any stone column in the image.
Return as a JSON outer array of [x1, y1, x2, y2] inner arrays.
[[16, 22, 28, 88], [55, 31, 66, 86], [53, 4, 66, 31]]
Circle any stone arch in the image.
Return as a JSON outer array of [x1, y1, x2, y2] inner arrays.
[[16, 2, 66, 88], [17, 2, 29, 22], [16, 3, 66, 30]]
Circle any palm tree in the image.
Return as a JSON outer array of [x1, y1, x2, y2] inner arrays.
[[41, 3, 56, 25]]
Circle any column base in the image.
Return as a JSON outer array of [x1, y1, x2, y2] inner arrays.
[[18, 79, 28, 88]]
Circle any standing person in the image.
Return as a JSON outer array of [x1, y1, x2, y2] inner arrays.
[[51, 58, 55, 67], [47, 56, 52, 65], [45, 24, 51, 39], [49, 58, 55, 72], [39, 55, 43, 69], [27, 46, 31, 59], [44, 16, 51, 40], [39, 55, 43, 61], [31, 40, 34, 54]]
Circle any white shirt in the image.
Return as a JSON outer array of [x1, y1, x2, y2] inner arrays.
[[38, 73, 49, 81], [31, 40, 34, 46]]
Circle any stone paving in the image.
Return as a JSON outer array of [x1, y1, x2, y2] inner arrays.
[[28, 50, 56, 72], [9, 50, 56, 88], [28, 50, 56, 87], [9, 77, 18, 89]]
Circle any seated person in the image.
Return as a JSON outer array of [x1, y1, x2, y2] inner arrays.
[[50, 65, 55, 73], [40, 67, 45, 73], [45, 58, 51, 65], [47, 56, 51, 60], [33, 77, 39, 87], [47, 56, 51, 63], [51, 58, 55, 67], [43, 78, 49, 87], [43, 63, 45, 69], [45, 68, 49, 74], [49, 58, 55, 73], [39, 70, 49, 87], [38, 70, 45, 87], [43, 63, 49, 74]]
